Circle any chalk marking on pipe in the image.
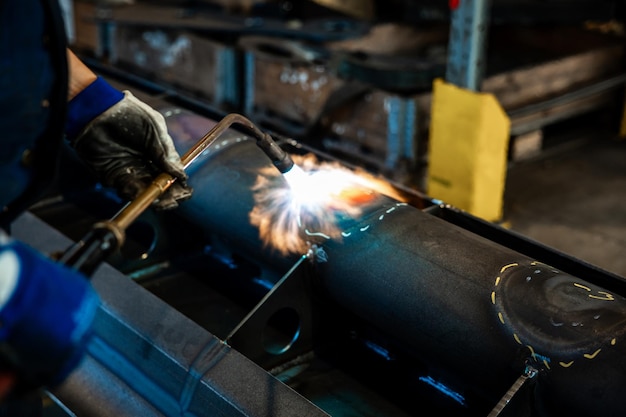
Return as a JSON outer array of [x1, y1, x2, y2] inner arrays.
[[583, 349, 602, 359], [335, 202, 404, 239], [493, 261, 620, 373], [304, 229, 331, 239], [374, 203, 406, 224], [573, 283, 615, 300], [500, 263, 518, 273], [303, 200, 406, 246], [590, 291, 614, 301], [498, 312, 505, 324]]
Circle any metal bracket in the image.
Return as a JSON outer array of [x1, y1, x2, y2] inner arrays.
[[226, 255, 316, 370], [445, 0, 492, 91]]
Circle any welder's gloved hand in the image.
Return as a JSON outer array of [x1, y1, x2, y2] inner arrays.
[[65, 77, 192, 210], [0, 231, 100, 398]]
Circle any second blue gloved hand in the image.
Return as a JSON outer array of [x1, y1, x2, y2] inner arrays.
[[0, 232, 100, 393]]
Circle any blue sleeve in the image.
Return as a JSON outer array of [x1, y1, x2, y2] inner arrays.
[[0, 236, 100, 386], [65, 76, 124, 143]]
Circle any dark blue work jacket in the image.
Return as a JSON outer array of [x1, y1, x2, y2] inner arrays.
[[0, 0, 68, 227]]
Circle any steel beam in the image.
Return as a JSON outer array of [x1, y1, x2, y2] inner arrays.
[[12, 212, 329, 417], [445, 0, 492, 91]]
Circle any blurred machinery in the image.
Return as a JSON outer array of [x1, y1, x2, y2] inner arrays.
[[72, 0, 626, 192]]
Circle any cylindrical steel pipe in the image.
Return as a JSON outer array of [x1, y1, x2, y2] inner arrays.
[[165, 110, 626, 417]]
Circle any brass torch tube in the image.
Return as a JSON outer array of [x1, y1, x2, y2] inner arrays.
[[180, 113, 267, 170], [112, 113, 265, 233], [60, 113, 283, 276], [112, 172, 176, 232]]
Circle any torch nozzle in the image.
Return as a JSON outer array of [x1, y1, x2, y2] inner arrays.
[[255, 132, 295, 174], [281, 163, 309, 189]]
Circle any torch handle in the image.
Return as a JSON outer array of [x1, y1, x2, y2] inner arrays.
[[59, 113, 289, 277]]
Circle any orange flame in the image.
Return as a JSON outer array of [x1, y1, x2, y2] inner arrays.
[[249, 153, 406, 256]]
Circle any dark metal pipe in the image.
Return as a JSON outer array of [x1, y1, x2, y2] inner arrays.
[[167, 113, 302, 278], [316, 199, 626, 416], [165, 110, 626, 417], [12, 213, 329, 417]]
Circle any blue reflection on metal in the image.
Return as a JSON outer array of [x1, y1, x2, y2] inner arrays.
[[203, 245, 237, 269], [94, 183, 123, 204], [252, 277, 275, 291], [419, 375, 467, 406], [364, 340, 393, 361], [533, 353, 551, 365]]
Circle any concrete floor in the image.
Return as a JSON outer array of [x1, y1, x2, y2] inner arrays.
[[502, 126, 626, 278]]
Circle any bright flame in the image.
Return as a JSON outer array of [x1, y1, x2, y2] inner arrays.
[[250, 154, 406, 256], [284, 164, 374, 209], [282, 164, 309, 189]]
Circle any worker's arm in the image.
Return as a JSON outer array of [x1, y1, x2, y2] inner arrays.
[[67, 49, 97, 100], [65, 49, 192, 210]]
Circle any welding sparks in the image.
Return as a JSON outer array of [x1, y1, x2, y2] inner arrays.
[[250, 154, 405, 256]]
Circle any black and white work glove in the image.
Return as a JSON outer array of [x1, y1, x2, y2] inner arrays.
[[65, 77, 192, 210]]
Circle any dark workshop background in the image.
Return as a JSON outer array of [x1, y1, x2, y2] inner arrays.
[[64, 0, 626, 277]]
